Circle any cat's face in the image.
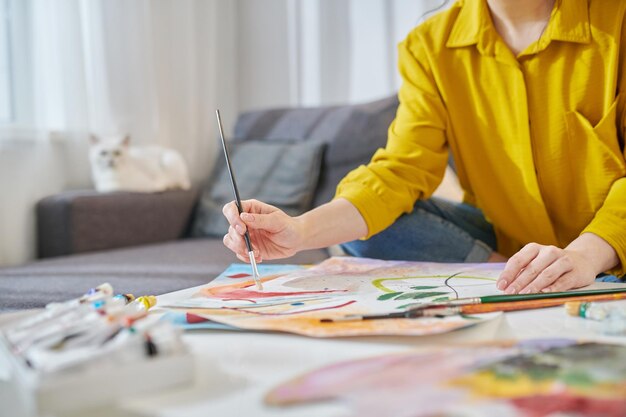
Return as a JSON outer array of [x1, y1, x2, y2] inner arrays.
[[89, 135, 130, 170]]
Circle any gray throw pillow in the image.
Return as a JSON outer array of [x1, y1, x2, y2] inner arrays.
[[191, 140, 326, 237]]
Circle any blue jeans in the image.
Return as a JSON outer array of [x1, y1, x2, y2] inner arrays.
[[341, 198, 496, 263], [341, 197, 622, 282]]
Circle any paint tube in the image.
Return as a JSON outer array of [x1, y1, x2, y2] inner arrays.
[[565, 301, 626, 335]]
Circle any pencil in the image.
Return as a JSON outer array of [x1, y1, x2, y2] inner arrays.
[[215, 110, 263, 291]]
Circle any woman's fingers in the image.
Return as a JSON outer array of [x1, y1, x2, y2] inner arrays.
[[497, 243, 541, 290], [498, 243, 594, 294], [518, 257, 573, 294], [241, 211, 285, 233], [224, 225, 247, 255], [501, 246, 561, 294], [542, 271, 578, 293], [222, 202, 246, 231], [224, 226, 262, 262]]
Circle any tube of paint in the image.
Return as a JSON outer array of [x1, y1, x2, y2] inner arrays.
[[565, 301, 626, 335]]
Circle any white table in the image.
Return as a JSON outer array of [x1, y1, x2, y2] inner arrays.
[[2, 282, 626, 417]]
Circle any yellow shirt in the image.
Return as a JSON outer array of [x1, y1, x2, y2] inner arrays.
[[335, 0, 626, 275]]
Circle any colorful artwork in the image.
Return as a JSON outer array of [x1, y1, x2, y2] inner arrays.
[[161, 257, 504, 337], [267, 339, 626, 417]]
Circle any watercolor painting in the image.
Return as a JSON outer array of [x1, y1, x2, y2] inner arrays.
[[161, 257, 504, 337], [267, 339, 626, 417]]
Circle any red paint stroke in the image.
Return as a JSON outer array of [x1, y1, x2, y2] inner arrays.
[[511, 394, 626, 417], [225, 300, 356, 316], [186, 313, 210, 324], [227, 273, 251, 279], [218, 289, 347, 300], [222, 298, 257, 304]]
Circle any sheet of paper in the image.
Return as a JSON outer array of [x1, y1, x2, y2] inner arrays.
[[161, 257, 505, 337]]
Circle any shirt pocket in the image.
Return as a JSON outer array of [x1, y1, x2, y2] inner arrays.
[[564, 97, 626, 214]]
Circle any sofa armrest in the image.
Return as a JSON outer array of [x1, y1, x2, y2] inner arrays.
[[37, 189, 199, 258]]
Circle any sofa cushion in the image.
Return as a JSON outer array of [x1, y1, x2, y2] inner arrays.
[[191, 140, 326, 237], [37, 189, 199, 258], [233, 96, 399, 207]]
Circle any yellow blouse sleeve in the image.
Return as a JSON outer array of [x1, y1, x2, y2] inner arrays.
[[335, 33, 449, 238], [581, 93, 626, 276]]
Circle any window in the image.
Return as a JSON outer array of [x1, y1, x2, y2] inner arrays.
[[0, 0, 12, 124], [0, 0, 31, 133]]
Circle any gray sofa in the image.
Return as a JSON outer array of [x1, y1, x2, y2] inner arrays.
[[0, 96, 399, 311]]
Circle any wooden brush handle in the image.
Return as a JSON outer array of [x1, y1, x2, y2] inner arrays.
[[461, 293, 626, 314]]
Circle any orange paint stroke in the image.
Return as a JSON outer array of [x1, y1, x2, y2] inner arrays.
[[200, 272, 347, 300]]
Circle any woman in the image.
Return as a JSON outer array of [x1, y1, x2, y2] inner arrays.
[[223, 0, 626, 294]]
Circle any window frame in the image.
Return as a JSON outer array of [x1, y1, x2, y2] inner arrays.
[[0, 0, 13, 124], [0, 0, 33, 132]]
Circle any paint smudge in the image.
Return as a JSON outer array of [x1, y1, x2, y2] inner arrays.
[[217, 289, 347, 300], [227, 273, 252, 279], [226, 300, 356, 316]]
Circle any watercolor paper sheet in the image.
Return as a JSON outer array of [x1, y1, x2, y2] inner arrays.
[[267, 339, 626, 417], [162, 257, 504, 337]]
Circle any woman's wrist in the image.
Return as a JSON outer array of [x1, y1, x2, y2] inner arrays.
[[565, 233, 619, 275], [294, 198, 368, 252], [292, 213, 312, 252]]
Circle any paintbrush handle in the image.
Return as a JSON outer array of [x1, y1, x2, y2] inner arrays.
[[478, 287, 626, 304], [461, 293, 626, 314]]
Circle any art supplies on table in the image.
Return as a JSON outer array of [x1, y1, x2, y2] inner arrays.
[[267, 339, 626, 417], [160, 311, 240, 331], [0, 284, 193, 416], [565, 300, 626, 335], [324, 287, 626, 322], [160, 257, 505, 337]]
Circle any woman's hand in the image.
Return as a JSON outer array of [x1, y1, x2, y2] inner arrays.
[[496, 233, 619, 294], [222, 197, 368, 263], [222, 199, 304, 263]]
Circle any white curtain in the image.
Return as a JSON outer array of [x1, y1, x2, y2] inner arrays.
[[29, 0, 236, 179], [0, 0, 235, 266], [287, 0, 452, 106]]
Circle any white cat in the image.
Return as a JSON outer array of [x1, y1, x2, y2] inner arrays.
[[89, 135, 191, 193]]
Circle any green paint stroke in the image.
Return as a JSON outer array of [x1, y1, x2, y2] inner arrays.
[[394, 291, 449, 301], [377, 292, 403, 301]]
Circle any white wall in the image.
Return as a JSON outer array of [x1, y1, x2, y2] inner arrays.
[[0, 137, 92, 265]]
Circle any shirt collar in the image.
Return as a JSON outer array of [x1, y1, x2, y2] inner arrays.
[[446, 0, 591, 54]]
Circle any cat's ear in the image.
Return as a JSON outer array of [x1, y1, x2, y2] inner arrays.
[[121, 136, 131, 147], [90, 134, 100, 145]]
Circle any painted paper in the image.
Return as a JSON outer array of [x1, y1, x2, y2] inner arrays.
[[267, 339, 626, 417], [162, 257, 504, 337]]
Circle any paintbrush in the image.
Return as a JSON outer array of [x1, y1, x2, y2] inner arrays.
[[216, 109, 263, 291], [321, 287, 626, 322]]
